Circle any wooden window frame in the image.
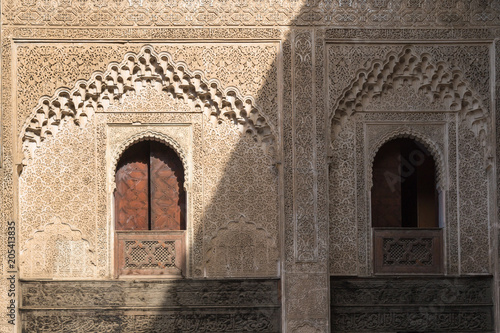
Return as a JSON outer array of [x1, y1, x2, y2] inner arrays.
[[114, 140, 186, 278], [371, 138, 443, 275]]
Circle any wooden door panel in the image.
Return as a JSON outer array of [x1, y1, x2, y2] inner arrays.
[[150, 143, 185, 230], [115, 149, 149, 231]]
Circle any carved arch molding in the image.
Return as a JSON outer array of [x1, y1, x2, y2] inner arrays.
[[367, 128, 446, 191], [330, 45, 491, 165], [20, 44, 275, 164], [110, 130, 189, 192]]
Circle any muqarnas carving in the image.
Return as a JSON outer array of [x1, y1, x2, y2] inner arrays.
[[331, 46, 491, 164], [21, 45, 275, 165]]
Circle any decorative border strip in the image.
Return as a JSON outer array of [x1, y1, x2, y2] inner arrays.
[[326, 28, 496, 40], [21, 279, 281, 308], [7, 27, 285, 40]]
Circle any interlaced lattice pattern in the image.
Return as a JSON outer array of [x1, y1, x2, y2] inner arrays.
[[124, 240, 176, 269], [382, 237, 433, 266]]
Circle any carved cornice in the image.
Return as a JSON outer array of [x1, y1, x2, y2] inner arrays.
[[20, 45, 275, 165], [4, 27, 498, 41], [325, 28, 496, 40], [3, 0, 500, 28], [7, 27, 285, 40]]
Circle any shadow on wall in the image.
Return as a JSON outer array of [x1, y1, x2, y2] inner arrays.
[[142, 28, 288, 331], [142, 3, 331, 328], [113, 7, 303, 330]]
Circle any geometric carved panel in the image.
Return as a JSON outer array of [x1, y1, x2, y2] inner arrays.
[[20, 279, 281, 332], [18, 120, 98, 279], [331, 276, 493, 332], [115, 231, 185, 277], [205, 217, 278, 278], [201, 119, 279, 278]]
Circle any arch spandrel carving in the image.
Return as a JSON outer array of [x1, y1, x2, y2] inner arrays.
[[20, 216, 95, 279], [205, 215, 278, 278], [20, 45, 276, 165], [330, 46, 491, 165]]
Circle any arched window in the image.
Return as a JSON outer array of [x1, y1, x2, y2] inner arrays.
[[114, 140, 186, 277], [371, 138, 443, 274], [371, 138, 438, 228]]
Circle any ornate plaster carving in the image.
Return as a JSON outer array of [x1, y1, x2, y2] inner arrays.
[[286, 273, 328, 320], [22, 310, 280, 332], [331, 276, 494, 332], [18, 121, 98, 279], [205, 216, 278, 278], [200, 117, 279, 277], [328, 43, 492, 276], [330, 46, 491, 165], [326, 28, 496, 40], [329, 118, 357, 276], [288, 320, 325, 333], [107, 84, 193, 113], [20, 44, 275, 165], [110, 130, 189, 191], [3, 0, 500, 27], [20, 217, 95, 279], [293, 30, 318, 263], [9, 27, 285, 40]]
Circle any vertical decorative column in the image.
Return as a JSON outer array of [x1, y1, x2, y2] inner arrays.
[[494, 39, 500, 333], [1, 34, 16, 333], [283, 28, 329, 332]]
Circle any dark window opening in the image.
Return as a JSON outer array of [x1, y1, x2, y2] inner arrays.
[[371, 138, 439, 228]]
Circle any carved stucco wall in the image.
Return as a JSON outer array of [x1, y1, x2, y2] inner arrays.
[[328, 43, 493, 276], [19, 122, 98, 278], [3, 0, 500, 27], [495, 39, 500, 333], [202, 120, 279, 277], [0, 5, 499, 332], [17, 43, 280, 280]]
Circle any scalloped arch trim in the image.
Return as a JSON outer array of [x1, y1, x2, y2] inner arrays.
[[21, 45, 275, 164], [367, 128, 446, 192], [109, 130, 189, 192], [330, 46, 491, 164], [21, 216, 90, 253]]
